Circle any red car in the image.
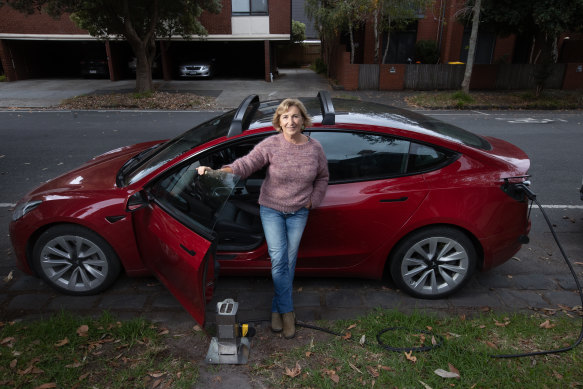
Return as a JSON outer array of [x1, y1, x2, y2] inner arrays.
[[9, 92, 531, 326]]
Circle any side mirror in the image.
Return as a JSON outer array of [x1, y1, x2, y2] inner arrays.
[[126, 191, 150, 212]]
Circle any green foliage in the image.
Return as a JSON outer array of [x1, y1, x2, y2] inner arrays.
[[0, 74, 6, 82], [3, 0, 222, 92], [310, 57, 328, 74], [257, 309, 583, 388], [0, 311, 198, 388], [291, 20, 306, 43], [415, 40, 440, 63]]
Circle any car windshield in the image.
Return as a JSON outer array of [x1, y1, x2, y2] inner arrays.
[[123, 110, 236, 186]]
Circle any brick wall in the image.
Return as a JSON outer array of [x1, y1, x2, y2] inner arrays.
[[200, 0, 232, 35], [0, 7, 86, 34], [562, 63, 583, 90], [470, 64, 497, 90], [269, 0, 291, 35], [379, 64, 406, 90], [331, 45, 358, 90], [493, 35, 515, 64]]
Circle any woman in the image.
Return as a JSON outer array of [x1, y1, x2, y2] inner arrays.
[[197, 98, 329, 339]]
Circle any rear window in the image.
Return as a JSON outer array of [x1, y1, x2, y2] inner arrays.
[[309, 130, 456, 183]]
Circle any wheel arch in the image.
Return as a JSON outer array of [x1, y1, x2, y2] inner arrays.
[[25, 222, 125, 277], [382, 223, 484, 280]]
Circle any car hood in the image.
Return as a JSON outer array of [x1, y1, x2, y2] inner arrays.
[[27, 141, 163, 197]]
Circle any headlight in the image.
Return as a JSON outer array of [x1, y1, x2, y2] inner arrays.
[[12, 200, 42, 221]]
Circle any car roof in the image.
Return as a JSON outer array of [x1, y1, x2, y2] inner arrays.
[[238, 91, 491, 150]]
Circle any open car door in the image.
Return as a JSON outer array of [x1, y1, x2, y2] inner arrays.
[[130, 167, 240, 327]]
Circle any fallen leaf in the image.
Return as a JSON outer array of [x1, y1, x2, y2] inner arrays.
[[192, 325, 202, 332], [434, 368, 460, 379], [1, 337, 15, 345], [78, 373, 90, 381], [366, 365, 379, 377], [158, 328, 169, 335], [448, 363, 461, 378], [324, 369, 340, 383], [419, 380, 433, 389], [379, 365, 394, 371], [347, 323, 358, 330], [3, 271, 13, 283], [10, 359, 17, 369], [342, 332, 352, 340], [348, 361, 362, 374], [494, 319, 510, 327], [65, 362, 82, 368], [76, 325, 89, 337], [359, 334, 366, 345], [404, 351, 417, 363], [284, 362, 301, 378], [540, 320, 556, 329], [54, 338, 69, 347], [34, 384, 56, 389], [485, 341, 498, 349], [305, 351, 312, 357]]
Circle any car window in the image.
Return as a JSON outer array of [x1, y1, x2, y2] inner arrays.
[[309, 131, 410, 183], [406, 142, 452, 173], [148, 160, 240, 233]]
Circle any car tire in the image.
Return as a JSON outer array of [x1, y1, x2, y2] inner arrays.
[[32, 225, 121, 296], [390, 226, 477, 299]]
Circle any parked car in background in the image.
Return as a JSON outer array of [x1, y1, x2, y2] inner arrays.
[[80, 56, 109, 78], [178, 58, 215, 79], [127, 57, 161, 77], [9, 92, 532, 326]]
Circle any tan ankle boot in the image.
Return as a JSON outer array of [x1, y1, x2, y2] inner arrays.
[[271, 312, 283, 333], [282, 312, 296, 339]]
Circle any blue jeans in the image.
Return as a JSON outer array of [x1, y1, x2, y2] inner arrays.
[[260, 205, 309, 314]]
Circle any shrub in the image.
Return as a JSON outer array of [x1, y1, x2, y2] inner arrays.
[[415, 40, 440, 64]]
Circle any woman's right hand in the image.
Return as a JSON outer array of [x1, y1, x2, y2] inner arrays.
[[197, 166, 211, 175]]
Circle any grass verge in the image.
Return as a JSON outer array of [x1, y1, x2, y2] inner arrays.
[[59, 91, 217, 110], [0, 311, 198, 388], [254, 309, 583, 388], [2, 308, 582, 387], [407, 90, 583, 110]]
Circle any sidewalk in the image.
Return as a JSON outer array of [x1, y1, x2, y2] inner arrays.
[[0, 68, 413, 109]]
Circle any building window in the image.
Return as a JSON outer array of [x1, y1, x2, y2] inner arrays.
[[232, 0, 268, 15]]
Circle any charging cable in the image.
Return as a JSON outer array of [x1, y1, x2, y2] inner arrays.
[[491, 183, 583, 358]]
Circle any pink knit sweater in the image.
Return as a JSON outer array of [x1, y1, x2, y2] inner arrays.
[[228, 133, 329, 213]]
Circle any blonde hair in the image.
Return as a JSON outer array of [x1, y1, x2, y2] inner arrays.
[[272, 98, 312, 132]]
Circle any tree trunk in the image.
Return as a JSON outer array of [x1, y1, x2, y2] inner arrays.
[[373, 7, 379, 64], [461, 0, 481, 94], [348, 20, 355, 64], [532, 32, 555, 98], [121, 0, 158, 93], [382, 15, 391, 65]]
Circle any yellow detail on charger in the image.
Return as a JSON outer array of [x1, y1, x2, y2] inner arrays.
[[242, 324, 248, 337]]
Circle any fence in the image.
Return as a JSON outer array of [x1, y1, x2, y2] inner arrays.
[[348, 63, 571, 91]]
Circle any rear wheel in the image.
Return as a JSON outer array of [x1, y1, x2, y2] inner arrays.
[[390, 227, 477, 299], [32, 225, 121, 295]]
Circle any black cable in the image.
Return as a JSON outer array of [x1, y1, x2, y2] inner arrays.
[[247, 188, 583, 358], [490, 196, 583, 358], [296, 322, 444, 353]]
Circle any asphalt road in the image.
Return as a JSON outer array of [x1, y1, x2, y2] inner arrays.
[[1, 109, 582, 326]]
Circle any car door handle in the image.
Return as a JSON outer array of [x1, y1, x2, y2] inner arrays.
[[180, 244, 196, 256], [380, 197, 408, 203]]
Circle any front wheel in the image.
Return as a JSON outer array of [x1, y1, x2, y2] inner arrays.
[[390, 227, 477, 299], [32, 225, 121, 295]]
